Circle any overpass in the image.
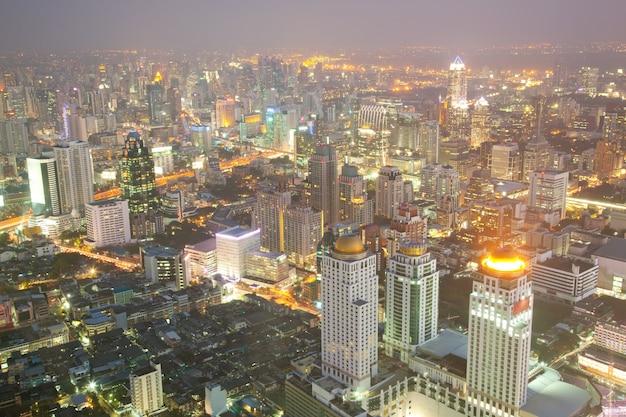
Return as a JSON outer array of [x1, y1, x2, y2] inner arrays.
[[566, 197, 626, 211]]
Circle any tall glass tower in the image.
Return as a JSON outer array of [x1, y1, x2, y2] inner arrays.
[[119, 131, 159, 239]]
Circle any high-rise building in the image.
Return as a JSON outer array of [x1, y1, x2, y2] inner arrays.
[[147, 83, 164, 124], [471, 97, 491, 148], [27, 156, 61, 217], [528, 170, 569, 227], [338, 162, 374, 226], [251, 182, 292, 253], [384, 239, 438, 363], [283, 205, 323, 270], [438, 140, 469, 179], [142, 246, 189, 290], [594, 139, 623, 179], [308, 143, 339, 227], [447, 56, 467, 111], [216, 227, 260, 280], [215, 98, 236, 128], [419, 164, 460, 211], [53, 140, 94, 217], [418, 120, 440, 165], [0, 119, 29, 154], [130, 361, 164, 417], [522, 133, 551, 183], [321, 234, 378, 392], [376, 165, 413, 219], [119, 131, 160, 239], [491, 142, 521, 181], [84, 199, 131, 248], [466, 249, 533, 417], [184, 238, 217, 282]]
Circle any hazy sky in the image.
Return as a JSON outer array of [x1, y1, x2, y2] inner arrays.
[[1, 0, 625, 52]]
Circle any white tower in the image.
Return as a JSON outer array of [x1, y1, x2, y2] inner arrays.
[[53, 140, 94, 216], [384, 240, 439, 363], [130, 361, 164, 417], [528, 170, 569, 226], [321, 234, 378, 393], [466, 248, 533, 417]]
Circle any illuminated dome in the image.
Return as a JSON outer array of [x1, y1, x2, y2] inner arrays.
[[481, 248, 525, 276], [334, 235, 365, 255]]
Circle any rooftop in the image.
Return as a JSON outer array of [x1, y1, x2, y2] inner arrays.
[[593, 237, 626, 262]]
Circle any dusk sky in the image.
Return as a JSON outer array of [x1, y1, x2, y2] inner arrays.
[[1, 0, 625, 52]]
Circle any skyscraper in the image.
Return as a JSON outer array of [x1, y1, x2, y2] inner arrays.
[[522, 133, 551, 183], [215, 98, 236, 128], [283, 205, 323, 270], [27, 156, 61, 217], [308, 143, 339, 227], [321, 234, 378, 393], [491, 142, 521, 181], [466, 248, 533, 417], [446, 56, 469, 139], [375, 165, 412, 219], [338, 162, 374, 226], [147, 83, 164, 125], [251, 182, 292, 253], [528, 169, 569, 227], [53, 140, 94, 217], [384, 239, 438, 363], [471, 97, 491, 148], [119, 131, 160, 239]]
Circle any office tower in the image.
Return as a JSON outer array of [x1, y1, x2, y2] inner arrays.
[[465, 169, 495, 207], [321, 234, 378, 392], [0, 119, 29, 154], [522, 133, 551, 183], [27, 156, 61, 217], [577, 67, 599, 95], [147, 83, 164, 125], [251, 182, 292, 252], [418, 120, 440, 165], [438, 139, 470, 176], [53, 140, 94, 217], [190, 125, 212, 152], [594, 139, 623, 178], [119, 131, 160, 240], [376, 165, 413, 219], [283, 205, 323, 270], [358, 103, 389, 132], [294, 119, 317, 173], [447, 56, 467, 110], [265, 108, 288, 150], [491, 142, 521, 181], [142, 246, 189, 290], [466, 248, 533, 417], [151, 145, 174, 175], [338, 162, 374, 226], [384, 239, 438, 363], [471, 97, 491, 148], [216, 227, 260, 280], [419, 164, 460, 210], [215, 98, 236, 128], [130, 361, 164, 417], [528, 170, 569, 227], [161, 190, 184, 220], [467, 199, 515, 243], [184, 238, 217, 282], [84, 199, 131, 248], [308, 143, 339, 226], [446, 56, 468, 139]]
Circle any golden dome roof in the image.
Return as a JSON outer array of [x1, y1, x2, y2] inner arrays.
[[334, 235, 365, 254]]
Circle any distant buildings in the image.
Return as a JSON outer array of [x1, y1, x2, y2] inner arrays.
[[527, 170, 569, 227]]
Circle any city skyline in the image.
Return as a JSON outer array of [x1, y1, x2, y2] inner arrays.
[[0, 0, 625, 53]]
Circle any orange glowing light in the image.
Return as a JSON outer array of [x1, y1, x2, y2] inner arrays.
[[482, 252, 525, 272]]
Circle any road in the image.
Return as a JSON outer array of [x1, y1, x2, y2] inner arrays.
[[94, 171, 195, 201], [58, 244, 139, 271], [0, 214, 30, 232]]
